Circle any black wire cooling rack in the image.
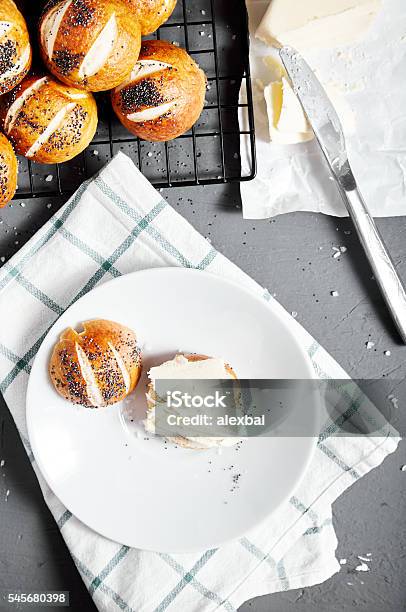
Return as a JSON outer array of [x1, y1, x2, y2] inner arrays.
[[13, 0, 256, 200]]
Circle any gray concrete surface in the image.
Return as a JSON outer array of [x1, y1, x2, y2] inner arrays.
[[1, 184, 406, 612]]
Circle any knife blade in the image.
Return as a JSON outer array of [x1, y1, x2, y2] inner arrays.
[[279, 45, 406, 343], [279, 46, 350, 182]]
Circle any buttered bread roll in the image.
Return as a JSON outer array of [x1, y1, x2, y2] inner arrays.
[[1, 75, 98, 163], [49, 319, 142, 408], [0, 133, 18, 207], [111, 40, 206, 142], [39, 0, 141, 92], [0, 0, 32, 95], [145, 354, 240, 450], [123, 0, 177, 36]]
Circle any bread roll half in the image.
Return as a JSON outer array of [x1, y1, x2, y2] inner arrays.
[[145, 354, 239, 450], [49, 319, 142, 408]]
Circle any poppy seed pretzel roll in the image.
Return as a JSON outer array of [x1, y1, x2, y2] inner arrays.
[[0, 0, 32, 95], [0, 133, 18, 208], [111, 40, 206, 142], [49, 319, 142, 408], [39, 0, 142, 92], [123, 0, 177, 36], [1, 75, 98, 164]]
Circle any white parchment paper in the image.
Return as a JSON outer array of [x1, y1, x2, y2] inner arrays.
[[241, 0, 406, 218]]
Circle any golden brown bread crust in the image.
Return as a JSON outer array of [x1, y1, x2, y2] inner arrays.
[[0, 133, 18, 207], [0, 0, 32, 95], [0, 75, 98, 163], [39, 0, 141, 92], [49, 319, 142, 408], [111, 40, 206, 142], [123, 0, 177, 36]]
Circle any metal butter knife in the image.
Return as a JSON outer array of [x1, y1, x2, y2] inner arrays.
[[280, 45, 406, 343]]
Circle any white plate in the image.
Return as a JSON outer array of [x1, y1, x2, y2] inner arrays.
[[27, 268, 318, 553]]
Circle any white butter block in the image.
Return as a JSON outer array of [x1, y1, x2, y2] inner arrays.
[[264, 77, 314, 144], [256, 0, 381, 50], [263, 55, 286, 80]]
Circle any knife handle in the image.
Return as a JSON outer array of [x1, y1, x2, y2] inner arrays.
[[339, 178, 406, 343]]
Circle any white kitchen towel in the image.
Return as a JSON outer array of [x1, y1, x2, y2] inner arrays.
[[0, 153, 400, 612], [241, 0, 406, 218]]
